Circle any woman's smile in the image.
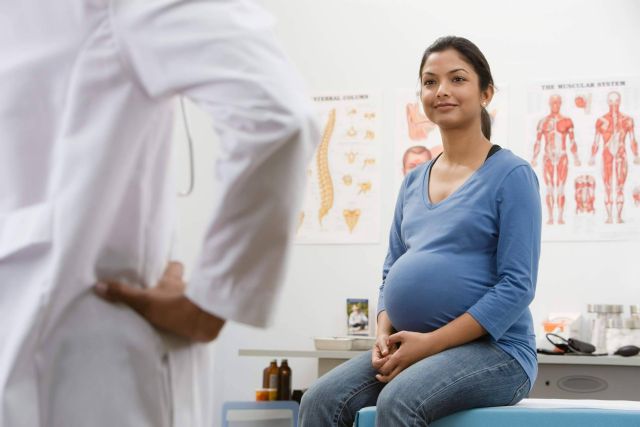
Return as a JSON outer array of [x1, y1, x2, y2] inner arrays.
[[434, 102, 458, 111]]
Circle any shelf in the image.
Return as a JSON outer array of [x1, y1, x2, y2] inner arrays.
[[239, 349, 365, 359]]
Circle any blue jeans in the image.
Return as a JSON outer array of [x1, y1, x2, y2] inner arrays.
[[299, 338, 530, 427]]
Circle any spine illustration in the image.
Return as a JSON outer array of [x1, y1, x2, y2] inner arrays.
[[318, 109, 336, 225]]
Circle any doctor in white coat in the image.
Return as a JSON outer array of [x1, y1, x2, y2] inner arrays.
[[0, 0, 318, 426]]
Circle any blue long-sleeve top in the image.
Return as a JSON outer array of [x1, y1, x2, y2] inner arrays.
[[377, 148, 541, 388]]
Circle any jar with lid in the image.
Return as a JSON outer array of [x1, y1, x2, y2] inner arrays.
[[630, 305, 640, 327], [606, 304, 624, 329], [584, 304, 597, 342], [590, 304, 609, 352], [604, 305, 625, 355], [628, 306, 640, 346]]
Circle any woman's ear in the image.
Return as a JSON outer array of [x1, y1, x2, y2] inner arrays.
[[481, 84, 495, 106]]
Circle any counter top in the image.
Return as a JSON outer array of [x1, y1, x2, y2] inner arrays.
[[239, 349, 640, 366], [537, 354, 640, 366]]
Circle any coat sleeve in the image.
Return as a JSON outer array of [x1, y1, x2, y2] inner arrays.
[[111, 0, 320, 327], [467, 165, 541, 340]]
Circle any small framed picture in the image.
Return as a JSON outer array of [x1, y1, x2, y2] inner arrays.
[[347, 298, 369, 336]]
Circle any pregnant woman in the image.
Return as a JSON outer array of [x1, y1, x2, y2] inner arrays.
[[299, 36, 542, 427]]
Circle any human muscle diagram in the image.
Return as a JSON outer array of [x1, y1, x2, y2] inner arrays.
[[588, 91, 640, 224], [531, 95, 581, 225], [296, 93, 381, 244], [526, 78, 640, 241], [575, 175, 596, 214]]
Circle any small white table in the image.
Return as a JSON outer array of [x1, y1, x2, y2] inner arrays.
[[239, 349, 365, 377]]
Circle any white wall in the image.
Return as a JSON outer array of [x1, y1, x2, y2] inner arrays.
[[172, 0, 640, 423]]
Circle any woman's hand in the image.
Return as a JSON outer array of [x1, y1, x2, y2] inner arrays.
[[371, 333, 398, 371], [375, 331, 443, 383], [372, 311, 397, 370], [94, 261, 225, 342]]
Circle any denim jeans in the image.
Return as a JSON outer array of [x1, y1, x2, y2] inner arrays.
[[298, 338, 530, 427]]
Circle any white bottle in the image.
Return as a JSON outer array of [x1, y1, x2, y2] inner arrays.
[[584, 304, 597, 343], [590, 304, 608, 353]]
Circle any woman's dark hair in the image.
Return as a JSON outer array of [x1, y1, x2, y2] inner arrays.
[[418, 36, 494, 140]]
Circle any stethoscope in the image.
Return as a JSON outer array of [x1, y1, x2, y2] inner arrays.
[[177, 97, 195, 197]]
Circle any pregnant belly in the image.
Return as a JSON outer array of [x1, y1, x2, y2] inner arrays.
[[383, 251, 488, 332]]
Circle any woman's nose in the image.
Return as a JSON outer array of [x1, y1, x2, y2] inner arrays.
[[436, 82, 450, 98]]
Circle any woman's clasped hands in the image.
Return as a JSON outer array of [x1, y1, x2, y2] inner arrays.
[[372, 331, 443, 383]]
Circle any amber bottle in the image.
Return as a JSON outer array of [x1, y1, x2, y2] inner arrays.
[[263, 359, 278, 389], [278, 359, 292, 400]]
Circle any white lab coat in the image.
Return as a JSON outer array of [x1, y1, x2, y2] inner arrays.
[[0, 0, 318, 426]]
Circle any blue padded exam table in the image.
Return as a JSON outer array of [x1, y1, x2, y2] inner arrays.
[[354, 399, 640, 427]]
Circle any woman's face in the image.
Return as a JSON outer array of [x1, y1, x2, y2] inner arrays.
[[420, 49, 489, 133]]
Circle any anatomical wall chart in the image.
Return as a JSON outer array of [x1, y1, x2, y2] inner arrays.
[[526, 78, 640, 241], [296, 93, 382, 244]]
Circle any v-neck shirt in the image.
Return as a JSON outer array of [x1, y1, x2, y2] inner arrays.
[[427, 144, 502, 207], [377, 148, 541, 390]]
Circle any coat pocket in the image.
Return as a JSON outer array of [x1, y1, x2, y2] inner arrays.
[[0, 202, 53, 261]]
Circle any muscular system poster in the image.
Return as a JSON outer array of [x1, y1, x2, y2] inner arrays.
[[296, 92, 382, 244], [526, 78, 640, 241]]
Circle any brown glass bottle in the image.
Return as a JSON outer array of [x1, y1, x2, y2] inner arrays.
[[263, 359, 278, 389], [278, 359, 292, 400]]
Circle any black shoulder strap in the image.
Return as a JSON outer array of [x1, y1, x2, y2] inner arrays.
[[486, 144, 502, 160]]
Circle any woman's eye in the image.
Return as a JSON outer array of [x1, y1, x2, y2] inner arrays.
[[423, 80, 435, 86], [453, 76, 466, 82]]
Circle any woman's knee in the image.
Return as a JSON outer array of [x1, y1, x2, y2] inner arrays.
[[376, 380, 421, 420], [299, 378, 363, 427], [299, 382, 331, 427], [300, 378, 331, 412], [300, 369, 352, 415]]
